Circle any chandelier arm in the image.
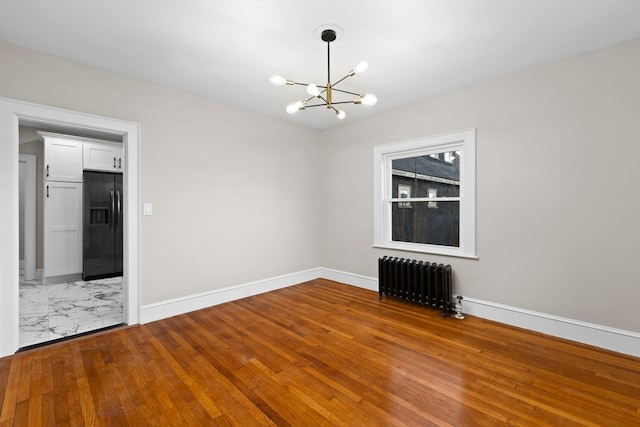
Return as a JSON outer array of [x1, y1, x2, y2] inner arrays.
[[328, 101, 358, 106], [303, 94, 319, 103], [331, 73, 353, 87], [293, 82, 329, 94], [307, 93, 332, 108], [305, 103, 330, 109], [331, 88, 361, 97]]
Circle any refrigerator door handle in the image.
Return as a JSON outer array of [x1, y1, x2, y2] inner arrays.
[[110, 190, 115, 234], [115, 190, 121, 234]]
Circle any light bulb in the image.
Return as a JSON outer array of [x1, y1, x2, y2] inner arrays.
[[286, 103, 298, 114], [354, 61, 368, 74], [361, 94, 377, 105], [307, 84, 320, 97], [270, 75, 286, 86], [286, 101, 305, 114], [336, 110, 346, 120]]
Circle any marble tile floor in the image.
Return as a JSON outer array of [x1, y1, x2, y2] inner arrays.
[[19, 276, 124, 348]]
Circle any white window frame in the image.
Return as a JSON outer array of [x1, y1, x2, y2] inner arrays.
[[373, 128, 477, 258]]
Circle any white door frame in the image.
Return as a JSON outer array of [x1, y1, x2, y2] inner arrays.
[[0, 97, 141, 357], [18, 154, 36, 281]]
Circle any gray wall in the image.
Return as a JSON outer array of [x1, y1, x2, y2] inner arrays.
[[320, 38, 640, 332], [1, 41, 323, 305], [2, 38, 638, 333]]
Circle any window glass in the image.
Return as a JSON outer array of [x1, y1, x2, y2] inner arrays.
[[391, 201, 460, 246], [391, 150, 461, 246]]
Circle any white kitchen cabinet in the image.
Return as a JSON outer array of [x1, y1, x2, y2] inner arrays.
[[83, 141, 124, 172], [43, 181, 83, 280], [40, 133, 84, 182], [39, 131, 84, 282]]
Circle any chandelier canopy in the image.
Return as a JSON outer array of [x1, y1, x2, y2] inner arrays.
[[270, 28, 377, 120]]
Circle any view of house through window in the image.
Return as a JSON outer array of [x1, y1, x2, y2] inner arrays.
[[391, 151, 461, 247]]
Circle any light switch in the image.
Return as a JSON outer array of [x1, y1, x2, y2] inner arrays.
[[143, 203, 153, 215]]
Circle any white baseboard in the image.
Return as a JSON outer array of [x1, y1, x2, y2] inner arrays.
[[319, 268, 640, 357], [139, 266, 639, 357], [140, 268, 322, 324], [459, 297, 640, 357], [319, 267, 379, 291]]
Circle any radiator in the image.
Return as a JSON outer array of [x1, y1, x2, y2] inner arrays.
[[378, 256, 453, 316]]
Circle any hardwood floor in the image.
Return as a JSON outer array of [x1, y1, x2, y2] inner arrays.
[[1, 279, 638, 426]]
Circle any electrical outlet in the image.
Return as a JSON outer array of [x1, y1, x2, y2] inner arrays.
[[143, 203, 153, 215]]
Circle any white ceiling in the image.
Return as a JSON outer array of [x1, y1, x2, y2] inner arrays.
[[1, 1, 639, 129]]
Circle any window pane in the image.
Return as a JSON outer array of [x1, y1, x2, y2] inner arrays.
[[391, 201, 459, 247], [391, 151, 461, 197]]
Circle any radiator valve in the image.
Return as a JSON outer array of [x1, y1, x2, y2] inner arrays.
[[454, 295, 465, 320]]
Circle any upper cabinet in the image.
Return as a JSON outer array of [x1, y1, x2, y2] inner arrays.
[[38, 131, 124, 175], [40, 133, 83, 182], [83, 141, 124, 172]]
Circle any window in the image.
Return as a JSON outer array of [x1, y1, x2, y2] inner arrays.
[[398, 184, 412, 208], [427, 188, 438, 209], [374, 128, 476, 258]]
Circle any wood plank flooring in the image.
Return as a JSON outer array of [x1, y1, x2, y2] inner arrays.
[[1, 279, 639, 426]]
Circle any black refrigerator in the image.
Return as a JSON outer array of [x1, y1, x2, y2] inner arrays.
[[83, 171, 123, 280]]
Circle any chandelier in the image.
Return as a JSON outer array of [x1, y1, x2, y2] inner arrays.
[[270, 28, 377, 120]]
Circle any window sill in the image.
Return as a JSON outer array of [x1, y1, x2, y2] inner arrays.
[[372, 243, 479, 260]]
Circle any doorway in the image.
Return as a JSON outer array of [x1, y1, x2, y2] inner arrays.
[[19, 128, 126, 348], [0, 98, 140, 357]]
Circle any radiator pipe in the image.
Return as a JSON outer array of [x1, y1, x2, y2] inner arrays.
[[454, 296, 465, 319]]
